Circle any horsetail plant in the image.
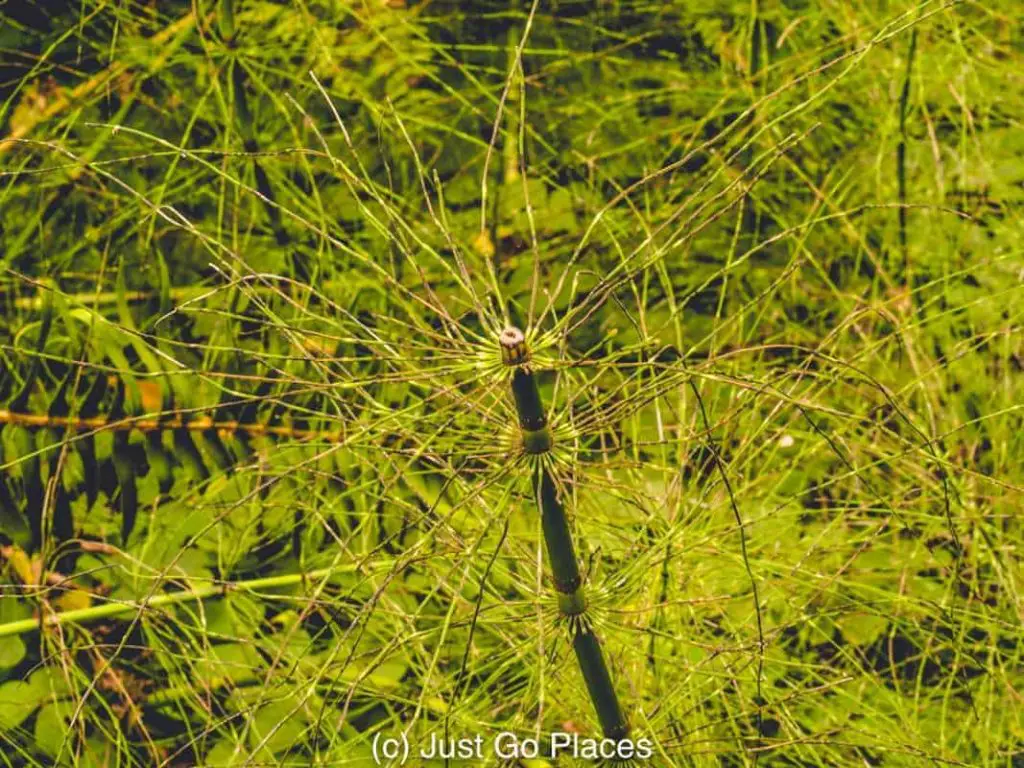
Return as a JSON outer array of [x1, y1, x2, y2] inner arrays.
[[500, 325, 630, 744], [2, 3, 1021, 765]]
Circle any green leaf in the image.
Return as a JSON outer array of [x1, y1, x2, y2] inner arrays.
[[837, 613, 888, 646], [0, 635, 26, 671], [201, 593, 260, 638], [8, 426, 43, 549], [205, 739, 252, 766], [0, 680, 37, 729], [0, 667, 60, 729], [547, 186, 577, 232], [77, 374, 107, 509], [0, 481, 31, 550], [145, 430, 174, 496], [250, 696, 308, 757], [111, 430, 138, 545], [78, 738, 114, 768], [198, 428, 234, 472], [34, 701, 72, 757], [195, 643, 261, 686], [173, 428, 210, 481], [8, 299, 53, 413]]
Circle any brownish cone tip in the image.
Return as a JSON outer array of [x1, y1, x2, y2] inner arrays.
[[500, 326, 530, 365]]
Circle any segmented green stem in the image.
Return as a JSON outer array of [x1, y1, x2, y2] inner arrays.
[[500, 327, 629, 741]]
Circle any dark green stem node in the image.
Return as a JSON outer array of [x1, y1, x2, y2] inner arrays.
[[522, 426, 553, 454]]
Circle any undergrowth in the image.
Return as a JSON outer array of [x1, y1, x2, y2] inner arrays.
[[0, 1, 1021, 766]]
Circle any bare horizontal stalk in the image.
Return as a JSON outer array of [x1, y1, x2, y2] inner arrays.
[[0, 561, 391, 638]]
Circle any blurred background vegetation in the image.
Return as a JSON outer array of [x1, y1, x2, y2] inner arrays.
[[0, 1, 1021, 766]]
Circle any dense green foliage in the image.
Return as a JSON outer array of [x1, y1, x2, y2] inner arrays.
[[1, 0, 1022, 765]]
